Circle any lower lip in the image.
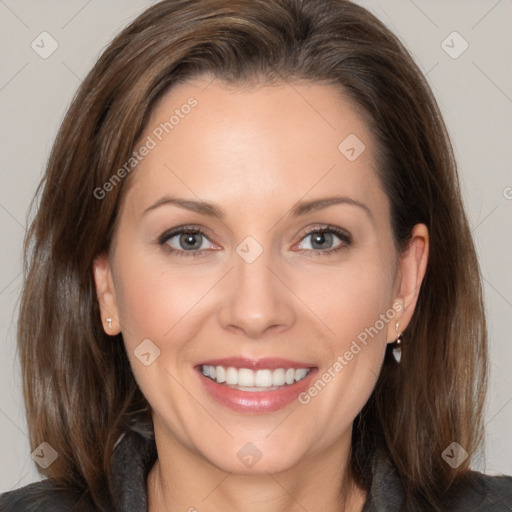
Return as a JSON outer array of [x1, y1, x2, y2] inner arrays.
[[196, 367, 318, 413]]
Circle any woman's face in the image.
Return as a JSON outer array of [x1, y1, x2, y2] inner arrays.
[[94, 77, 427, 475]]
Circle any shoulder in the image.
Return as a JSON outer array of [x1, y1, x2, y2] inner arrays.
[[369, 447, 512, 511], [445, 470, 512, 511], [0, 425, 156, 512], [0, 479, 97, 511]]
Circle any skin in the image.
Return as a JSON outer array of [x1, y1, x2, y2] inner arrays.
[[94, 77, 429, 512]]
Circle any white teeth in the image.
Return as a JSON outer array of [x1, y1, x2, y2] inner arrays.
[[295, 368, 309, 382], [201, 365, 311, 388], [215, 365, 226, 383], [255, 369, 273, 387], [226, 367, 238, 385], [238, 368, 255, 387], [285, 368, 295, 385], [237, 385, 280, 392], [272, 368, 285, 386]]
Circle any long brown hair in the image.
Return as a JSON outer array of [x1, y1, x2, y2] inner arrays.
[[18, 0, 487, 509]]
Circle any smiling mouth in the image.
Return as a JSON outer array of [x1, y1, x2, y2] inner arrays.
[[199, 364, 313, 391]]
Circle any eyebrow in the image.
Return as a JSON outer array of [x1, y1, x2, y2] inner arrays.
[[143, 195, 372, 220]]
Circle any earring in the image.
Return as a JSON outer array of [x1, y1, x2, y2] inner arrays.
[[393, 321, 402, 363], [106, 317, 113, 329]]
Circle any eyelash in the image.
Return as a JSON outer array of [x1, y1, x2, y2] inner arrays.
[[157, 224, 352, 258]]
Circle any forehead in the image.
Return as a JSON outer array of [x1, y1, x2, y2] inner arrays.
[[121, 78, 386, 221]]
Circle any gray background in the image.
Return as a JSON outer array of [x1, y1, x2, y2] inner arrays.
[[0, 0, 511, 492]]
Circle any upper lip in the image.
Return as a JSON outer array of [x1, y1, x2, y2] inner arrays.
[[195, 357, 315, 370]]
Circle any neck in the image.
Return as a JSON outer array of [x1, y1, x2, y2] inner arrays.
[[147, 424, 367, 512]]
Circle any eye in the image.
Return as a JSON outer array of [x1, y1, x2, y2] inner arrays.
[[158, 226, 218, 256], [157, 224, 351, 258], [295, 226, 351, 255]]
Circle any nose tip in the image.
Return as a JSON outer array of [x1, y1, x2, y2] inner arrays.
[[224, 307, 287, 339]]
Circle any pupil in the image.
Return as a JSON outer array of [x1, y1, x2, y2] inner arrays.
[[312, 231, 332, 250], [180, 232, 201, 250]]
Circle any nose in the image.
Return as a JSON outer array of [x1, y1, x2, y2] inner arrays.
[[217, 246, 296, 339]]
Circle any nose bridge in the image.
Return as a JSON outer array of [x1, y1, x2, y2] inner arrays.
[[219, 235, 295, 337]]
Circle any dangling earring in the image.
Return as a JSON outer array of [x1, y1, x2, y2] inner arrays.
[[393, 321, 402, 363]]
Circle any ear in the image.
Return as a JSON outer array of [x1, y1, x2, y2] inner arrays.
[[93, 252, 121, 335], [386, 223, 429, 343]]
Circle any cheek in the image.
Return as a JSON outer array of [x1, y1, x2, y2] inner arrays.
[[298, 251, 395, 399], [336, 269, 393, 342], [112, 247, 216, 348], [111, 248, 214, 420], [299, 252, 396, 347]]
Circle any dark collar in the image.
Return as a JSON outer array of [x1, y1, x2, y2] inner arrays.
[[107, 426, 512, 511], [109, 427, 405, 511], [109, 427, 158, 511], [362, 449, 405, 511]]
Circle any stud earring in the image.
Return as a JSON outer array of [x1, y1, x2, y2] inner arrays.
[[393, 321, 402, 363], [106, 317, 113, 329]]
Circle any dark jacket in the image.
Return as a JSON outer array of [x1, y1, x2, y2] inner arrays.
[[1, 427, 511, 511]]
